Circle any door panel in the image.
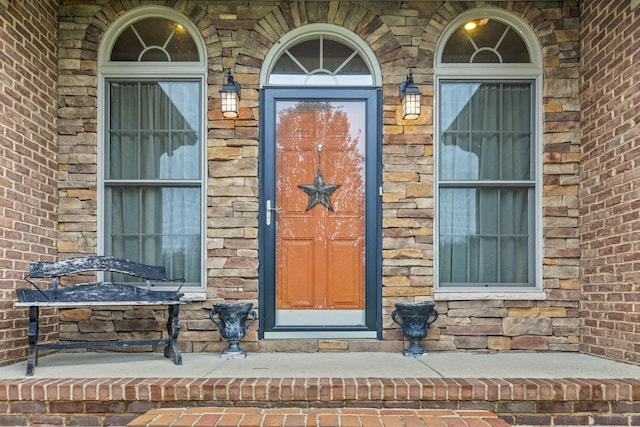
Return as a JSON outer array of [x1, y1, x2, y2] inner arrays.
[[280, 239, 315, 308], [327, 239, 364, 306], [260, 88, 380, 337]]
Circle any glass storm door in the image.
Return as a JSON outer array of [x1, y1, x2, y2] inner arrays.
[[261, 89, 380, 338]]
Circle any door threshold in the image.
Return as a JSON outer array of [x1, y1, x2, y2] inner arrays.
[[263, 331, 378, 339]]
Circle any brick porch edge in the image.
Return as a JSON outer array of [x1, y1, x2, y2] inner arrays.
[[1, 377, 639, 426]]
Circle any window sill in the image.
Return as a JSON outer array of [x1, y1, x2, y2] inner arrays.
[[434, 290, 546, 301]]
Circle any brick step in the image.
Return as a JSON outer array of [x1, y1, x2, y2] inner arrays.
[[128, 407, 511, 427], [1, 377, 639, 426]]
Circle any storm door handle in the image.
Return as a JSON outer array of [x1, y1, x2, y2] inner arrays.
[[266, 199, 281, 226]]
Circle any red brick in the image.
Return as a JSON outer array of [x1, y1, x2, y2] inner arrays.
[[27, 414, 64, 426], [11, 401, 47, 414], [283, 414, 307, 427], [67, 415, 105, 426], [169, 414, 201, 427]]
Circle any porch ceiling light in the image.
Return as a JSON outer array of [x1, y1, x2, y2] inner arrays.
[[399, 69, 421, 120], [221, 69, 241, 118]]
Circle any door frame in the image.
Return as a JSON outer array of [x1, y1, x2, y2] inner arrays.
[[258, 87, 382, 339]]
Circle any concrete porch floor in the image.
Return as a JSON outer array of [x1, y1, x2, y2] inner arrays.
[[1, 351, 640, 379]]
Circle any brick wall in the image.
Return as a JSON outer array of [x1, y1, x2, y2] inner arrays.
[[580, 0, 640, 363], [0, 0, 59, 367], [51, 1, 582, 356]]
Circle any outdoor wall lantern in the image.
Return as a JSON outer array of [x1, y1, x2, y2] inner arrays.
[[220, 69, 241, 118], [400, 69, 421, 120]]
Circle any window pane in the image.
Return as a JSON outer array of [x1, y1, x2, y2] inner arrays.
[[468, 235, 498, 282], [107, 186, 201, 283], [442, 28, 476, 63], [110, 26, 143, 61], [475, 133, 500, 180], [438, 187, 532, 286], [472, 49, 501, 63], [163, 25, 199, 61], [440, 82, 532, 182], [498, 29, 530, 63], [439, 188, 475, 238], [500, 236, 529, 282], [109, 132, 139, 180], [441, 83, 474, 131], [470, 84, 499, 130], [165, 82, 200, 130], [439, 236, 468, 283], [323, 39, 354, 71], [273, 52, 301, 74], [477, 188, 498, 234], [289, 39, 320, 72], [502, 133, 531, 180], [440, 134, 475, 180], [108, 81, 201, 181], [110, 82, 139, 129], [160, 188, 201, 283], [140, 84, 170, 129], [502, 84, 531, 131], [500, 188, 529, 235]]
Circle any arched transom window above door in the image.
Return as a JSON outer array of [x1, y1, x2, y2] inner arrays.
[[261, 24, 382, 87]]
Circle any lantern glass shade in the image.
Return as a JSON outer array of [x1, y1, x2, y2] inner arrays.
[[402, 90, 421, 120], [220, 69, 240, 118], [400, 70, 421, 120], [220, 90, 239, 118]]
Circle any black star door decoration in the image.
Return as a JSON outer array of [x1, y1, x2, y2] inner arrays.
[[298, 170, 341, 211]]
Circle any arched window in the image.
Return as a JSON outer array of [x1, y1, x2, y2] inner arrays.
[[434, 9, 543, 298], [110, 17, 199, 62], [441, 18, 530, 64], [261, 24, 381, 87], [98, 7, 207, 294]]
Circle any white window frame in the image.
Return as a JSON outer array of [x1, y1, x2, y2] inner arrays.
[[97, 6, 208, 299], [434, 8, 545, 301]]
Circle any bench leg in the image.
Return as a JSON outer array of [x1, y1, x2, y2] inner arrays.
[[26, 306, 39, 376], [164, 304, 182, 365]]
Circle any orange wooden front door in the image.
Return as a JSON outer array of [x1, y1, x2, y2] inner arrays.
[[275, 101, 366, 326]]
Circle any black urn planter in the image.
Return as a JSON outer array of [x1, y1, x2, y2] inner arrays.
[[391, 301, 439, 357], [209, 302, 257, 359]]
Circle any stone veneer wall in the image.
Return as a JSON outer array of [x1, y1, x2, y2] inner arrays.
[[580, 0, 640, 363], [0, 0, 59, 367], [49, 1, 581, 356]]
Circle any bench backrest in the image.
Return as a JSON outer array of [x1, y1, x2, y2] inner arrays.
[[27, 256, 168, 290]]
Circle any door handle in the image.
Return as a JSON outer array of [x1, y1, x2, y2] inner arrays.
[[266, 199, 281, 226]]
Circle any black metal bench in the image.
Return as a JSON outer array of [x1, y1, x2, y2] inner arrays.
[[15, 256, 190, 376]]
